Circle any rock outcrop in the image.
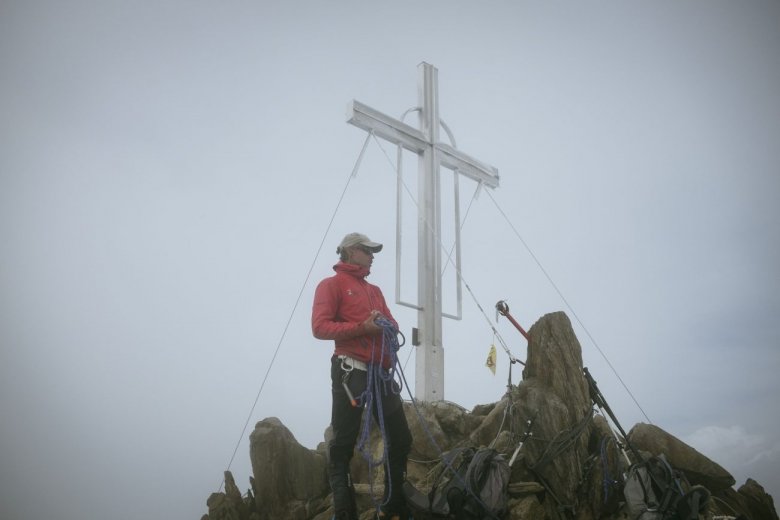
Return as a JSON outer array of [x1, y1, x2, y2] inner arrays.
[[249, 417, 329, 519], [203, 311, 777, 520], [627, 422, 735, 493]]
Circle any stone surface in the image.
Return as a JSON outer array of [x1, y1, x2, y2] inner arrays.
[[248, 417, 328, 520], [201, 312, 778, 520], [628, 422, 736, 492], [509, 312, 593, 510], [205, 471, 251, 520]]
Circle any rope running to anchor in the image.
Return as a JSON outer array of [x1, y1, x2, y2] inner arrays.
[[371, 130, 650, 424], [485, 189, 652, 424], [217, 132, 374, 492]]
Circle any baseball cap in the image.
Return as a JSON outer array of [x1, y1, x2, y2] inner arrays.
[[337, 232, 383, 254]]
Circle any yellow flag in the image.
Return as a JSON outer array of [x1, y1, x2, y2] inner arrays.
[[485, 344, 497, 375]]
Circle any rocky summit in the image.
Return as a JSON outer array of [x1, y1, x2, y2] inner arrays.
[[202, 311, 778, 520]]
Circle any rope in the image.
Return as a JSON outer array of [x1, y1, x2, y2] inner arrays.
[[485, 189, 652, 424], [528, 408, 594, 472], [354, 316, 406, 511], [217, 132, 372, 492], [599, 436, 619, 502]]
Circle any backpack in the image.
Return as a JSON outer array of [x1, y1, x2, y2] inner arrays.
[[405, 447, 511, 519], [623, 454, 710, 520]]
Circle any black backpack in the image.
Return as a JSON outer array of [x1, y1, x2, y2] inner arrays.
[[623, 454, 710, 520], [405, 447, 510, 519]]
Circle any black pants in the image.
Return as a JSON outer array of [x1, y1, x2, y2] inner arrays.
[[328, 356, 412, 517]]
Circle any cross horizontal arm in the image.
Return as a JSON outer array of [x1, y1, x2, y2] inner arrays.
[[348, 100, 500, 189], [438, 143, 500, 188], [347, 100, 428, 153]]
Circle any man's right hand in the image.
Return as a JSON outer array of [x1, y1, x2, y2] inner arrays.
[[361, 310, 383, 334]]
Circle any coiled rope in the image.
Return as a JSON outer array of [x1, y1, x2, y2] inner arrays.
[[355, 316, 406, 510]]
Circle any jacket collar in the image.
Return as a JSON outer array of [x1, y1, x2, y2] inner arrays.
[[334, 261, 370, 279]]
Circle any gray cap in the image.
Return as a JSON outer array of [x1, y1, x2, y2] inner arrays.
[[337, 232, 383, 254]]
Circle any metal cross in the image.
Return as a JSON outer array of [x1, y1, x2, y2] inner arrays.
[[347, 62, 499, 401]]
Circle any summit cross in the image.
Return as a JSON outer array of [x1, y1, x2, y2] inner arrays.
[[347, 62, 499, 402]]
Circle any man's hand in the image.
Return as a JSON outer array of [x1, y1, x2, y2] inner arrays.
[[361, 310, 384, 334]]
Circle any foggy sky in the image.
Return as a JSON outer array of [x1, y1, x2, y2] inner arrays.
[[1, 2, 779, 519]]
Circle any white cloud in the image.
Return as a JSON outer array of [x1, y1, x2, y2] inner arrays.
[[683, 425, 780, 496]]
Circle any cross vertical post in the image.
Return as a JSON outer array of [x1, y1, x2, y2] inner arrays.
[[417, 64, 444, 401], [346, 62, 499, 401]]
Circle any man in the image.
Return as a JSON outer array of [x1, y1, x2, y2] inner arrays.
[[312, 232, 412, 520]]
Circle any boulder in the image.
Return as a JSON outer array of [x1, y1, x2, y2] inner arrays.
[[522, 311, 590, 419], [713, 482, 780, 520], [627, 422, 735, 492], [205, 471, 252, 520], [738, 479, 779, 520], [249, 417, 329, 519], [508, 312, 593, 512]]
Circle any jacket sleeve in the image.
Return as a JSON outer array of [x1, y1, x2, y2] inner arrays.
[[312, 278, 367, 340]]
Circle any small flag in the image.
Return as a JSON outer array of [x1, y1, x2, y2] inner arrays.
[[485, 344, 497, 375]]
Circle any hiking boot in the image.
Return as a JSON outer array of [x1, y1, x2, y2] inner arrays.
[[328, 460, 358, 520], [376, 513, 401, 520], [377, 504, 411, 520]]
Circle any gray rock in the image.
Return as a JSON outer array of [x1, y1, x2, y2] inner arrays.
[[249, 417, 328, 520], [627, 422, 735, 492], [204, 471, 252, 520], [201, 311, 778, 520]]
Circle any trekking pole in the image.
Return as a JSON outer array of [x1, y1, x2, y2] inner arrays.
[[583, 367, 645, 466], [495, 300, 529, 341]]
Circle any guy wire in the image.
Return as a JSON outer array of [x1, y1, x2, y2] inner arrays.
[[371, 131, 650, 423], [485, 189, 651, 424], [218, 132, 372, 492]]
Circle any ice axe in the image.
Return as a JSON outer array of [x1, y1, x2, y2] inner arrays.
[[495, 300, 529, 341]]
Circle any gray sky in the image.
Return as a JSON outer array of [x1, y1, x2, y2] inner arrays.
[[1, 2, 779, 519]]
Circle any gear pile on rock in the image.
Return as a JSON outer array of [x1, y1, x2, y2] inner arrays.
[[201, 312, 778, 520]]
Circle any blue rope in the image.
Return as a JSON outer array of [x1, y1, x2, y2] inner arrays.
[[600, 436, 618, 502], [355, 318, 502, 520], [355, 317, 405, 511]]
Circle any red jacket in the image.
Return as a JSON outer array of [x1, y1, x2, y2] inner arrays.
[[312, 261, 398, 364]]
